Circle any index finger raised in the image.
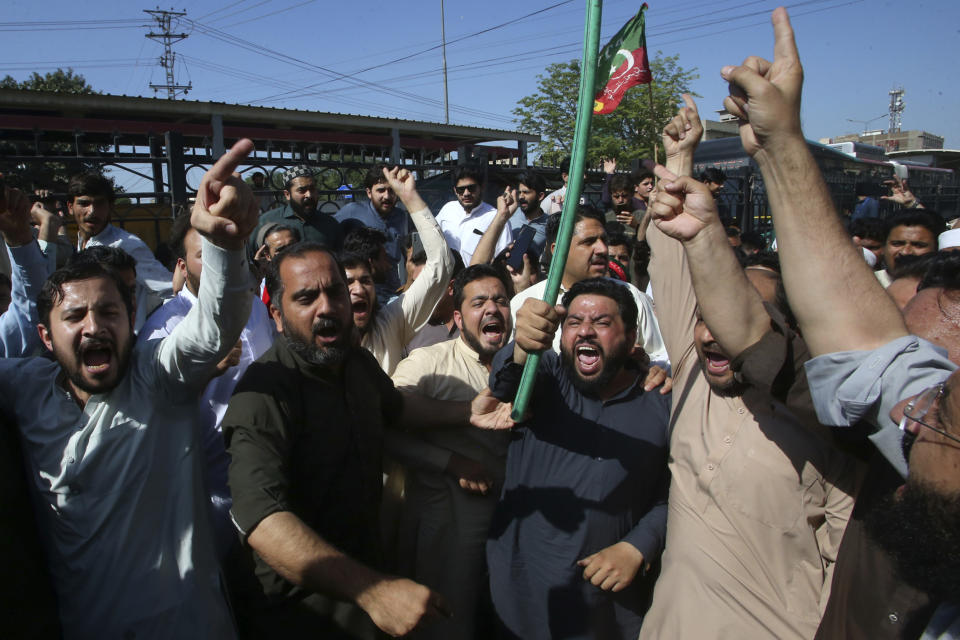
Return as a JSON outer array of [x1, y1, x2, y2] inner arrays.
[[647, 161, 678, 184], [771, 7, 799, 62], [208, 138, 255, 183]]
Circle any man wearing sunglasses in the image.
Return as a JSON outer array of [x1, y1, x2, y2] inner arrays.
[[436, 166, 512, 266], [718, 8, 959, 638]]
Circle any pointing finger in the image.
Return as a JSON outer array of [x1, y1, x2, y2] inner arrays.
[[771, 7, 799, 63], [208, 138, 254, 184]]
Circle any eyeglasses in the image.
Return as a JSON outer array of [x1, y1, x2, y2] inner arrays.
[[901, 383, 960, 458], [455, 184, 480, 195]]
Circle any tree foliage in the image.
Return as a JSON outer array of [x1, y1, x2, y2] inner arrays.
[[0, 69, 100, 191], [0, 68, 96, 94], [513, 53, 698, 166]]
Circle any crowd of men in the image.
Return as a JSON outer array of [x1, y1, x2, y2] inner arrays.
[[1, 7, 959, 640]]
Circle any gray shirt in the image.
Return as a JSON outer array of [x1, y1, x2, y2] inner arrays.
[[0, 238, 250, 639], [804, 335, 956, 476]]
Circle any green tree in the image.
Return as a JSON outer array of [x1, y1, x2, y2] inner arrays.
[[0, 68, 97, 93], [0, 69, 100, 190], [513, 53, 698, 166]]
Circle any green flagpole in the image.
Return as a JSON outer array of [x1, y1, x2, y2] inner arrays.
[[511, 0, 603, 421]]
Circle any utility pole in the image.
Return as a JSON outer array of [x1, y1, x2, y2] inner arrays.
[[145, 8, 192, 100], [440, 0, 450, 124], [888, 86, 905, 133]]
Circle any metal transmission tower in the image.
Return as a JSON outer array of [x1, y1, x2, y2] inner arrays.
[[888, 86, 905, 133], [145, 8, 192, 100]]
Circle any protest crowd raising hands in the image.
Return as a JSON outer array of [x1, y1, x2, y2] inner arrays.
[[2, 6, 960, 640]]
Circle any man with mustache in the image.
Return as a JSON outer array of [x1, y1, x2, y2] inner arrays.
[[248, 165, 344, 261], [389, 264, 514, 640], [486, 277, 671, 639], [223, 240, 449, 639], [709, 8, 960, 637], [876, 210, 943, 288], [0, 140, 261, 638], [638, 93, 858, 640], [340, 166, 453, 375], [68, 172, 174, 332], [509, 206, 669, 368]]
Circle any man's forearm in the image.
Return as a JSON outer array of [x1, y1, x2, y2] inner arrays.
[[399, 206, 453, 333], [682, 221, 769, 357], [248, 511, 385, 604], [757, 137, 906, 356], [470, 211, 510, 266], [158, 239, 252, 382], [398, 390, 470, 430]]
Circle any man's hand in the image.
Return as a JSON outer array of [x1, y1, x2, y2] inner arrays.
[[643, 364, 673, 395], [603, 157, 617, 175], [191, 139, 259, 250], [497, 186, 518, 218], [381, 166, 416, 201], [212, 340, 242, 377], [577, 541, 646, 592], [470, 388, 516, 430], [515, 298, 564, 355], [882, 176, 922, 209], [648, 164, 721, 242], [506, 250, 537, 294], [0, 179, 34, 247], [616, 210, 640, 229], [662, 94, 703, 166], [446, 452, 494, 495], [30, 201, 63, 242], [720, 8, 803, 157], [356, 576, 450, 637]]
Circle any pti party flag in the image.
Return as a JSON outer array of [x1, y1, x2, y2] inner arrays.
[[593, 4, 651, 115]]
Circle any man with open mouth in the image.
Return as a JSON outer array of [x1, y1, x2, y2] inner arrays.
[[339, 166, 453, 376], [388, 263, 514, 640], [486, 277, 671, 639], [0, 140, 260, 639]]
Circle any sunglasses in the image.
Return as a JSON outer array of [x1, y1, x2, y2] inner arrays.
[[455, 184, 480, 195], [900, 383, 960, 459]]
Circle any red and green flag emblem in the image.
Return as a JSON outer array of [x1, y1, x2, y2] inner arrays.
[[593, 3, 651, 115]]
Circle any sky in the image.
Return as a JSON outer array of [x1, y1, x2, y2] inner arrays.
[[1, 0, 958, 190]]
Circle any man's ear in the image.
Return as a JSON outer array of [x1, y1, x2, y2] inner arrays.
[[453, 309, 464, 331], [283, 190, 291, 202], [269, 304, 284, 334], [37, 324, 54, 353]]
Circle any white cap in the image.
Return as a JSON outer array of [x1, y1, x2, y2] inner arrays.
[[939, 228, 960, 250], [861, 246, 877, 268]]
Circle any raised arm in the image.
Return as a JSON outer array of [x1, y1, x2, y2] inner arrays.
[[470, 188, 516, 266], [720, 8, 906, 356], [0, 184, 50, 357], [648, 160, 769, 357], [383, 167, 454, 340], [157, 139, 258, 386]]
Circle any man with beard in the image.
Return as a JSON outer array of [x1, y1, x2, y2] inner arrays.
[[508, 171, 550, 258], [222, 242, 449, 639], [388, 264, 514, 640], [0, 140, 260, 638], [509, 206, 668, 368], [68, 172, 173, 332], [341, 166, 453, 375], [486, 277, 670, 639], [249, 165, 343, 260], [336, 164, 410, 294], [139, 212, 275, 560], [436, 166, 512, 266], [712, 13, 959, 636], [638, 94, 858, 640], [877, 210, 943, 287]]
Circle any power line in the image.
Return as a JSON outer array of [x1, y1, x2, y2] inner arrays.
[[145, 9, 193, 99], [220, 0, 317, 29]]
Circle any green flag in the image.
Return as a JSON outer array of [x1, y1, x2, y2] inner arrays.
[[593, 3, 651, 115]]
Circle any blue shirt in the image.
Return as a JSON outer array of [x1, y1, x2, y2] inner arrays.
[[335, 200, 410, 294], [487, 345, 670, 639], [852, 196, 880, 220], [508, 209, 550, 258], [0, 241, 50, 358]]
